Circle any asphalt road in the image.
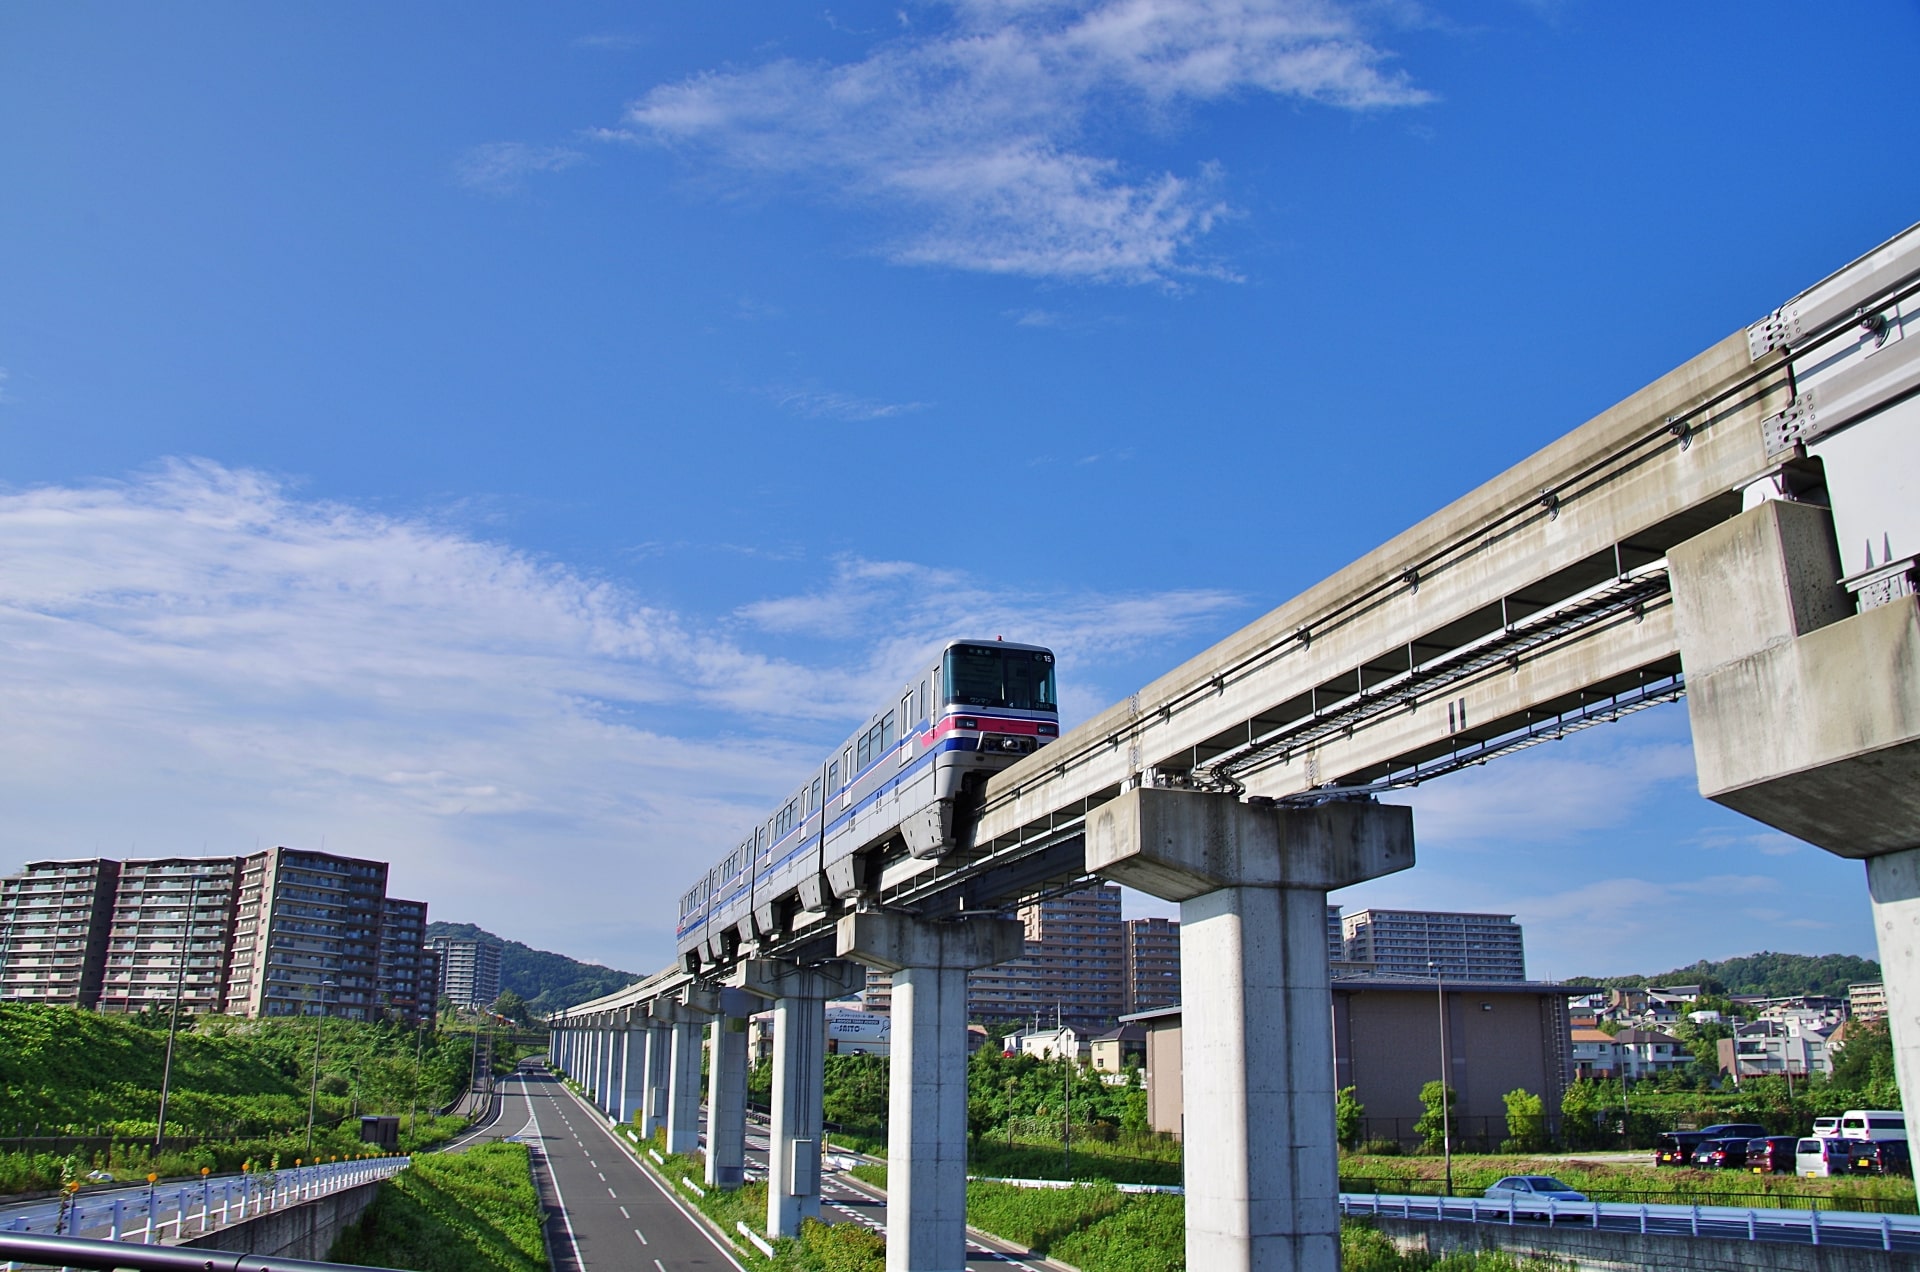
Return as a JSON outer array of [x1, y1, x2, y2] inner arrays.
[[493, 1065, 743, 1272]]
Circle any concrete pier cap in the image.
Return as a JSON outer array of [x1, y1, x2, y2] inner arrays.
[[835, 910, 1026, 972], [1087, 786, 1415, 900]]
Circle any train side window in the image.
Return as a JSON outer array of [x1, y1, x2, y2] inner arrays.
[[916, 680, 927, 723], [812, 777, 823, 810], [901, 694, 912, 734], [828, 760, 840, 792], [881, 711, 895, 751]]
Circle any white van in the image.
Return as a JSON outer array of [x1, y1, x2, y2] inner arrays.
[[1797, 1138, 1850, 1177], [1839, 1110, 1907, 1142], [1811, 1116, 1839, 1138]]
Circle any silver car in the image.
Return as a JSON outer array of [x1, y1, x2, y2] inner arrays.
[[1482, 1175, 1587, 1215]]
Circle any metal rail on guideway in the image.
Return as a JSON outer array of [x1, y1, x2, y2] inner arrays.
[[0, 1156, 410, 1247], [1340, 1190, 1920, 1252]]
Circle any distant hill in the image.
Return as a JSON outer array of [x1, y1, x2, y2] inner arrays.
[[426, 921, 640, 1016], [1575, 952, 1879, 1000]]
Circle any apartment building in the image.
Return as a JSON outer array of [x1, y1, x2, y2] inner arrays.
[[377, 898, 431, 1025], [1340, 909, 1527, 981], [224, 847, 389, 1020], [1849, 981, 1887, 1022], [432, 935, 503, 1008], [967, 882, 1125, 1034], [0, 859, 120, 1006], [1123, 917, 1180, 1015], [95, 857, 242, 1015]]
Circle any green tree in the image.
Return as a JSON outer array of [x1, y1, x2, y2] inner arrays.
[[1335, 1086, 1364, 1149], [1501, 1088, 1547, 1152], [1413, 1081, 1458, 1153], [490, 990, 532, 1027]]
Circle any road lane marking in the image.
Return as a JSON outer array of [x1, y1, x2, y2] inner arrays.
[[598, 1172, 607, 1181], [517, 1075, 585, 1272], [608, 1187, 618, 1198], [619, 1206, 629, 1219], [634, 1228, 649, 1244], [654, 1261, 666, 1272]]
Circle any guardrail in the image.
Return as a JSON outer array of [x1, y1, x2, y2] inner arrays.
[[1341, 1191, 1920, 1252], [0, 1157, 411, 1246], [1339, 1175, 1918, 1215], [0, 1229, 406, 1272]]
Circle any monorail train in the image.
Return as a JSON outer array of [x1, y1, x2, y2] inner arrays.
[[676, 639, 1059, 973]]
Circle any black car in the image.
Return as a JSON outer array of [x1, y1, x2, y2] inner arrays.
[[1693, 1137, 1752, 1169], [1654, 1123, 1767, 1167], [1848, 1141, 1913, 1177], [1746, 1136, 1799, 1174]]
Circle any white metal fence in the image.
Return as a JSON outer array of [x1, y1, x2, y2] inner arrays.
[[0, 1157, 411, 1248], [1341, 1190, 1920, 1252]]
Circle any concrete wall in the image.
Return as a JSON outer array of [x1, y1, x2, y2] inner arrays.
[[1369, 1215, 1920, 1272], [1334, 986, 1571, 1131], [180, 1179, 382, 1262], [1137, 982, 1573, 1143]]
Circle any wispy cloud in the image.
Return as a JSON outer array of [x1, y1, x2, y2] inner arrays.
[[0, 461, 1241, 968], [759, 385, 932, 421], [608, 0, 1430, 283], [454, 142, 586, 196]]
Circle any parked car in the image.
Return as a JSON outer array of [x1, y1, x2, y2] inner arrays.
[[1796, 1137, 1853, 1178], [1483, 1176, 1588, 1217], [1812, 1116, 1840, 1139], [1653, 1123, 1767, 1167], [1849, 1140, 1913, 1176], [1839, 1109, 1909, 1142], [1746, 1136, 1799, 1174], [1692, 1137, 1752, 1169]]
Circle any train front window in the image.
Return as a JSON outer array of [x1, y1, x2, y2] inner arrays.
[[944, 646, 1057, 711]]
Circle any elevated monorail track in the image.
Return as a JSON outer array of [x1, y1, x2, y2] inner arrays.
[[556, 221, 1920, 1018]]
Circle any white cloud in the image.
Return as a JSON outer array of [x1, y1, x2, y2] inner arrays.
[[759, 386, 932, 421], [454, 142, 585, 196], [612, 0, 1429, 282], [0, 461, 1241, 970]]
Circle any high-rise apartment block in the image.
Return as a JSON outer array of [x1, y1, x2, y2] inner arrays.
[[0, 859, 120, 1007], [1123, 917, 1180, 1015], [226, 848, 389, 1020], [97, 857, 241, 1016], [1339, 909, 1527, 981], [968, 883, 1125, 1034], [432, 935, 503, 1008], [0, 848, 437, 1024], [378, 898, 432, 1024]]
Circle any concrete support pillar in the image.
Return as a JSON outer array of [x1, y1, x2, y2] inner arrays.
[[591, 1026, 610, 1107], [606, 1021, 627, 1122], [660, 997, 712, 1156], [1088, 787, 1414, 1272], [640, 1016, 672, 1138], [734, 959, 865, 1238], [618, 1019, 646, 1126], [705, 989, 761, 1189], [1672, 498, 1920, 1141], [839, 913, 1025, 1272]]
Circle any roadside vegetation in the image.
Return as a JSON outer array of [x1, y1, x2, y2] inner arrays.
[[331, 1141, 546, 1272], [0, 1002, 475, 1194]]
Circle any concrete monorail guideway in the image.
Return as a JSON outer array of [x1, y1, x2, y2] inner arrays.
[[555, 221, 1920, 1272]]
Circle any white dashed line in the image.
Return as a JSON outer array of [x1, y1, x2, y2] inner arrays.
[[634, 1228, 649, 1244], [608, 1187, 618, 1198], [598, 1172, 607, 1181], [619, 1206, 630, 1219]]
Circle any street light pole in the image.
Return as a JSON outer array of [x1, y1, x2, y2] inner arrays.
[[1432, 960, 1453, 1197], [305, 978, 336, 1155], [155, 873, 210, 1153]]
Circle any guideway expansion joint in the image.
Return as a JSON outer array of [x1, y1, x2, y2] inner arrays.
[[837, 912, 1025, 1272], [1088, 787, 1414, 1272]]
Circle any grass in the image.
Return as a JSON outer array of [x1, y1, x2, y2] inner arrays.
[[330, 1141, 546, 1272]]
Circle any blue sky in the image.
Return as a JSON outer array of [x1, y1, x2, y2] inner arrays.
[[4, 2, 1917, 978]]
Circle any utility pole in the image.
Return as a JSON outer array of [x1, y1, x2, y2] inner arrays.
[[154, 873, 211, 1152], [1432, 961, 1452, 1197], [305, 978, 336, 1155]]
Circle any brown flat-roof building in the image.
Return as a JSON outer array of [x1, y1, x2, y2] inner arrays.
[[1127, 977, 1591, 1150]]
